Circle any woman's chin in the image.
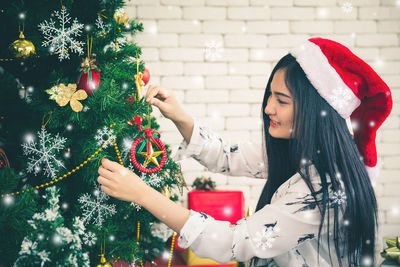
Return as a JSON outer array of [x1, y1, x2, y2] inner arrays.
[[268, 127, 278, 137], [269, 127, 290, 139]]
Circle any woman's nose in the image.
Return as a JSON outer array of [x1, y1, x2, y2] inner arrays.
[[264, 98, 275, 115]]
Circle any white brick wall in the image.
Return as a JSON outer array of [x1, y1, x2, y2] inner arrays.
[[127, 0, 400, 261]]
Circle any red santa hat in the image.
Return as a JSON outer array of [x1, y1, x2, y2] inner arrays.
[[290, 37, 392, 180]]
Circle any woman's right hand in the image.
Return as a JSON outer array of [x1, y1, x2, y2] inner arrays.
[[145, 85, 183, 122]]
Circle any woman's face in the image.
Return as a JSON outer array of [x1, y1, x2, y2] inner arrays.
[[264, 69, 294, 139]]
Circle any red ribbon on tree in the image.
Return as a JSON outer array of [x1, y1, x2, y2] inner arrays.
[[144, 128, 163, 151], [128, 115, 143, 131]]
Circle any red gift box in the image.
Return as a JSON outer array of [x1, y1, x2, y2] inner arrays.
[[188, 191, 245, 224]]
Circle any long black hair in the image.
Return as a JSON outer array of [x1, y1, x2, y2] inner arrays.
[[252, 54, 378, 266]]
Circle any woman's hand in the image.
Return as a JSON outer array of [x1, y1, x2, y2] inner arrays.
[[145, 85, 184, 122], [145, 85, 194, 143], [97, 158, 148, 204], [98, 160, 190, 234]]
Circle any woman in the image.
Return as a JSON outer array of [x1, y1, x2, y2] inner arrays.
[[97, 38, 392, 266]]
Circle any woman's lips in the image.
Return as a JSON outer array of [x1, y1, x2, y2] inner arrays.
[[270, 120, 279, 127]]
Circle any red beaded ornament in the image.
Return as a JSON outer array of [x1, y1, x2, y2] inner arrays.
[[129, 117, 167, 173]]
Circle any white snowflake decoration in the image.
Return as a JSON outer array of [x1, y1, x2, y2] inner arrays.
[[22, 127, 67, 179], [331, 189, 347, 206], [329, 86, 352, 111], [78, 187, 116, 227], [95, 126, 116, 148], [253, 225, 280, 250], [82, 232, 97, 246], [143, 172, 163, 188], [95, 15, 111, 35], [150, 222, 174, 242], [341, 2, 353, 13], [204, 40, 224, 61], [38, 7, 84, 61]]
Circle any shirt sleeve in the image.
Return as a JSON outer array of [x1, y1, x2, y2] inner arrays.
[[178, 172, 340, 263], [174, 119, 266, 178]]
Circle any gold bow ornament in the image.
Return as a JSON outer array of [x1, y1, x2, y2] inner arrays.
[[46, 83, 87, 112]]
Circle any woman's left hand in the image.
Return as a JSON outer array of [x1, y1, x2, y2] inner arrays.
[[97, 158, 148, 204]]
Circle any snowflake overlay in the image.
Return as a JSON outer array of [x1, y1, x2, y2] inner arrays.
[[253, 225, 281, 250], [331, 189, 347, 206], [38, 7, 84, 61], [22, 128, 67, 179], [341, 2, 353, 13], [204, 40, 224, 61], [78, 187, 116, 227], [121, 137, 136, 162], [82, 232, 97, 246], [95, 126, 116, 148]]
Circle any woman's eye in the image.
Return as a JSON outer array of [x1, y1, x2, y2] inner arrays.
[[278, 99, 287, 104]]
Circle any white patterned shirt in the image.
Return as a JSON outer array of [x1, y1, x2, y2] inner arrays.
[[175, 120, 347, 267]]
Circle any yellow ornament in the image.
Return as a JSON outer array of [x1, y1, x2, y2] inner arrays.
[[96, 254, 114, 267], [46, 83, 87, 112], [134, 72, 144, 98], [138, 142, 164, 167], [113, 8, 129, 27], [9, 31, 35, 59]]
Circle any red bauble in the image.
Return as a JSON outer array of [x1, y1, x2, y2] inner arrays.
[[78, 69, 100, 95], [142, 68, 150, 85], [78, 58, 101, 95]]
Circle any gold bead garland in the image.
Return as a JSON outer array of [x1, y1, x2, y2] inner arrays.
[[135, 221, 144, 267], [168, 232, 176, 267], [113, 139, 123, 166]]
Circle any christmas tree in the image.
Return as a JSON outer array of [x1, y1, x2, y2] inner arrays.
[[0, 0, 186, 266]]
